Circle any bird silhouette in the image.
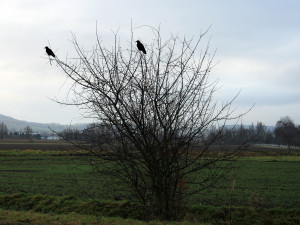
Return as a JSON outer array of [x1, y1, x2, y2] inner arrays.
[[136, 40, 146, 54], [45, 46, 56, 58]]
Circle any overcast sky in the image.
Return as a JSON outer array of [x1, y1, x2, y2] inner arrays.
[[0, 0, 299, 126]]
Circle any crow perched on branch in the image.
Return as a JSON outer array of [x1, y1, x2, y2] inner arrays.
[[136, 40, 146, 54], [45, 46, 56, 58]]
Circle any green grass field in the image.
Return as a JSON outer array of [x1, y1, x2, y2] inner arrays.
[[0, 141, 300, 224], [196, 156, 300, 208], [0, 208, 209, 225], [1, 150, 299, 208]]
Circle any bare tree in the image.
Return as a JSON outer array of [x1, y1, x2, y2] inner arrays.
[[24, 125, 33, 139], [49, 26, 247, 220], [0, 122, 8, 139], [256, 122, 267, 143], [275, 116, 297, 152]]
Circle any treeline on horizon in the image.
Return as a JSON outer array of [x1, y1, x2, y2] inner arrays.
[[210, 116, 300, 150], [59, 116, 300, 150], [1, 116, 300, 149], [0, 124, 58, 140]]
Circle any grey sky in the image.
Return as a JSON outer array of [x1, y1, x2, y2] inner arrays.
[[0, 0, 299, 126]]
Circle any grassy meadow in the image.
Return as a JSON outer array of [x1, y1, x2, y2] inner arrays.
[[0, 141, 299, 224]]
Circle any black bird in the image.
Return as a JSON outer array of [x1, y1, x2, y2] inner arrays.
[[136, 40, 146, 54], [45, 46, 56, 58]]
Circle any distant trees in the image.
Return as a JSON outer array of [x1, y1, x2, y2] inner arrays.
[[209, 122, 274, 145], [60, 123, 110, 142], [208, 116, 300, 150], [0, 123, 49, 140], [275, 116, 298, 152], [265, 130, 275, 144], [24, 125, 33, 139], [255, 122, 267, 143], [0, 122, 8, 139]]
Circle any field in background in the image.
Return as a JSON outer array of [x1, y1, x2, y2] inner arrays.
[[0, 140, 300, 224]]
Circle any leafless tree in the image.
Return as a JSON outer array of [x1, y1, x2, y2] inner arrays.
[[275, 116, 297, 152], [0, 122, 8, 139], [24, 125, 33, 139], [49, 26, 247, 220]]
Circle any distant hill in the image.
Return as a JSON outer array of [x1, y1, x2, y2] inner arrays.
[[0, 114, 88, 133]]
